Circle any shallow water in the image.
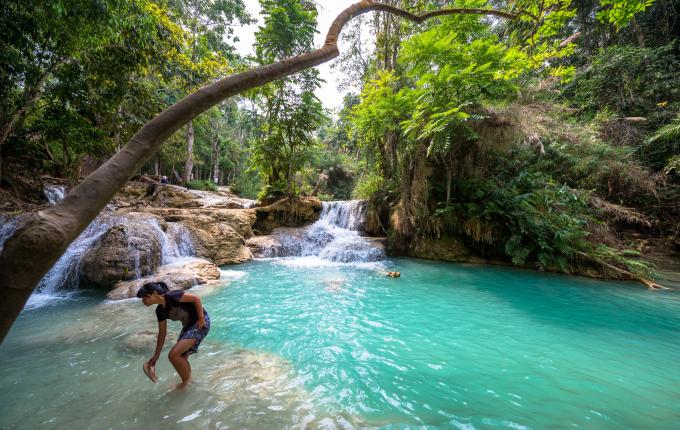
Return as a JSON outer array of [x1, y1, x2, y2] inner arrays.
[[1, 258, 679, 429]]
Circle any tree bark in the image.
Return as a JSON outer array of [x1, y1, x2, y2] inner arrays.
[[182, 121, 194, 184], [0, 1, 527, 344], [211, 135, 219, 184]]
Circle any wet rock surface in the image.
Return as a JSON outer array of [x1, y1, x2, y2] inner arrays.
[[131, 207, 256, 265]]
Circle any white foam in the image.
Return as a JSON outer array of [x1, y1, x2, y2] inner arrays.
[[43, 185, 66, 205], [269, 256, 386, 270], [24, 291, 75, 311], [219, 269, 248, 280], [177, 410, 202, 423]]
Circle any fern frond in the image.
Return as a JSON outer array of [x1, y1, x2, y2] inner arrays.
[[646, 115, 680, 143]]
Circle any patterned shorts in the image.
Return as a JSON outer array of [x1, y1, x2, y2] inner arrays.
[[178, 311, 210, 356]]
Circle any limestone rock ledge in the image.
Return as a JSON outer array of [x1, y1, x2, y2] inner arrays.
[[124, 207, 256, 265]]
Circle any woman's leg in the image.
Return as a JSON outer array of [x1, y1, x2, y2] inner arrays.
[[168, 338, 196, 388]]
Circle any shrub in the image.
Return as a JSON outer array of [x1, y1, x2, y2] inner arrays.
[[352, 172, 384, 200], [564, 42, 680, 117], [186, 180, 217, 192]]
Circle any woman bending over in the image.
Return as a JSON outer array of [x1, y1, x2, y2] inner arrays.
[[137, 282, 210, 389]]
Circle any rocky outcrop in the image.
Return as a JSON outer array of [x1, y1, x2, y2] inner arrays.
[[81, 213, 165, 286], [254, 197, 322, 233], [107, 258, 221, 300], [132, 207, 256, 265], [408, 236, 481, 263], [246, 228, 307, 258], [113, 182, 256, 210]]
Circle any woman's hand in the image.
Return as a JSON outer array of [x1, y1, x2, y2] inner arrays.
[[197, 318, 206, 330], [148, 354, 159, 366]]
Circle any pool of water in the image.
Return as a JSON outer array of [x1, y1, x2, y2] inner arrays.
[[1, 258, 679, 429]]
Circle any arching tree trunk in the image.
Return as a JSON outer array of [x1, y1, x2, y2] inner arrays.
[[0, 1, 525, 344]]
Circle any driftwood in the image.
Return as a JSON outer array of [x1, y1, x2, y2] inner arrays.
[[576, 251, 673, 291], [0, 1, 535, 344]]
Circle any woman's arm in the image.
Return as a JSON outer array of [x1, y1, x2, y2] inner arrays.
[[179, 293, 205, 328], [150, 320, 167, 365]]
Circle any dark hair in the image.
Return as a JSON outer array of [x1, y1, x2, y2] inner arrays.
[[136, 282, 169, 298]]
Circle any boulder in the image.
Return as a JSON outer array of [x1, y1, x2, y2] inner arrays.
[[107, 258, 221, 300], [246, 235, 285, 258], [81, 213, 165, 287], [254, 197, 322, 233], [246, 228, 306, 258], [186, 219, 253, 265]]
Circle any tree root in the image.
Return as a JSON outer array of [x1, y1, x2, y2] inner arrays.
[[576, 251, 675, 291]]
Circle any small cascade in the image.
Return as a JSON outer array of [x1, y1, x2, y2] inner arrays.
[[43, 185, 66, 205], [29, 215, 198, 309], [320, 200, 368, 231], [132, 218, 197, 265], [37, 215, 116, 295], [168, 222, 196, 258], [261, 200, 384, 263], [0, 215, 19, 253]]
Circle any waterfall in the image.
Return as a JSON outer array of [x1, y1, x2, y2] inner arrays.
[[25, 215, 197, 309], [43, 185, 66, 205], [319, 200, 368, 231], [124, 218, 197, 266], [0, 215, 19, 253], [262, 200, 384, 263], [27, 215, 117, 309], [167, 222, 196, 259]]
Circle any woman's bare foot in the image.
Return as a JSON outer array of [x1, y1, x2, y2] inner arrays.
[[172, 379, 192, 391]]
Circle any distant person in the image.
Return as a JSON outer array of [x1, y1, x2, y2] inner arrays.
[[136, 282, 210, 390], [160, 175, 169, 184]]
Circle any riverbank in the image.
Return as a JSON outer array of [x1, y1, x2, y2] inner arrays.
[[1, 178, 679, 290]]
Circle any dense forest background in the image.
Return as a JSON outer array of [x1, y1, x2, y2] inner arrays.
[[1, 0, 679, 280]]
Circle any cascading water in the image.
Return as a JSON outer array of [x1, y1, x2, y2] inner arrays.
[[141, 218, 197, 264], [319, 200, 368, 231], [0, 215, 19, 253], [43, 185, 66, 205], [28, 215, 117, 309], [264, 200, 384, 263], [168, 222, 196, 257], [27, 215, 198, 309]]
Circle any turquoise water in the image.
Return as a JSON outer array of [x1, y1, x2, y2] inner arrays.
[[1, 258, 679, 429]]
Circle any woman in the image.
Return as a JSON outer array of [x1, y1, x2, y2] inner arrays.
[[136, 282, 210, 389]]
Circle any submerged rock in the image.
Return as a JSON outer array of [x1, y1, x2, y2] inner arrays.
[[122, 330, 157, 353], [107, 258, 221, 300]]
